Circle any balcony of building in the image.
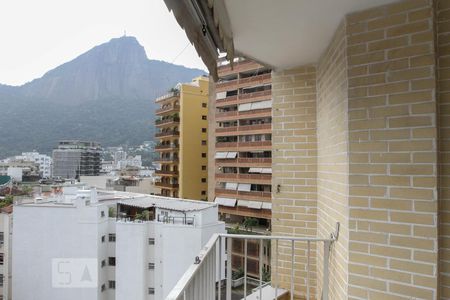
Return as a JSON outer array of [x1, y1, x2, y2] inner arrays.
[[215, 166, 272, 185], [156, 103, 180, 116], [155, 129, 180, 138], [154, 169, 178, 177], [216, 120, 271, 137], [155, 91, 180, 103], [216, 108, 271, 122], [216, 141, 272, 151], [155, 181, 179, 189], [216, 73, 271, 92], [155, 114, 180, 127], [215, 184, 271, 201], [154, 142, 179, 152], [165, 225, 339, 300], [154, 155, 179, 164]]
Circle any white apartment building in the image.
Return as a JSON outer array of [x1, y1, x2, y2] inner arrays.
[[12, 188, 225, 300], [14, 151, 52, 178], [0, 207, 12, 300]]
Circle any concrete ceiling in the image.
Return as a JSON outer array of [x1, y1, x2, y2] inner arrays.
[[224, 0, 398, 70]]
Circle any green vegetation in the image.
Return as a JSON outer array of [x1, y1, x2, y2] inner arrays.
[[0, 195, 13, 208], [232, 268, 244, 280], [108, 207, 116, 218], [242, 217, 259, 232]]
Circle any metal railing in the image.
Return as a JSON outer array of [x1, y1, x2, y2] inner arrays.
[[165, 223, 340, 300]]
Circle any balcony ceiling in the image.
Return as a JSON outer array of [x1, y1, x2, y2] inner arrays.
[[224, 0, 398, 70]]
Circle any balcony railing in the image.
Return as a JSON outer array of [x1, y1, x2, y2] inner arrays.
[[215, 188, 271, 199], [155, 117, 180, 126], [215, 124, 271, 134], [156, 104, 180, 115], [216, 141, 272, 149], [155, 144, 179, 151], [155, 91, 179, 103], [165, 225, 340, 300], [155, 182, 179, 189], [215, 173, 271, 182], [216, 108, 271, 120], [155, 130, 180, 138], [155, 170, 179, 176], [216, 158, 272, 165]]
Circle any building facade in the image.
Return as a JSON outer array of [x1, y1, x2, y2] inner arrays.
[[208, 58, 272, 278], [52, 140, 102, 179], [0, 206, 12, 300], [12, 188, 224, 300], [154, 76, 209, 200], [3, 152, 52, 178]]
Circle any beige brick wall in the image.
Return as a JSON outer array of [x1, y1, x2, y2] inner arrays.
[[271, 1, 447, 299], [316, 21, 350, 300], [346, 0, 439, 298], [272, 66, 318, 298], [438, 0, 450, 298]]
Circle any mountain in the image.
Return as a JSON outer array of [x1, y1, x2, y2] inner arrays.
[[0, 36, 206, 157]]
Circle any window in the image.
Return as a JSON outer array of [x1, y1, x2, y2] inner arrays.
[[148, 288, 155, 295], [109, 233, 116, 242], [101, 260, 106, 268], [101, 235, 105, 243], [202, 115, 207, 120], [0, 232, 4, 244], [148, 263, 155, 270], [101, 211, 105, 217], [109, 280, 116, 289], [202, 140, 207, 145], [201, 178, 207, 183], [201, 153, 206, 158], [148, 238, 155, 245], [202, 165, 207, 170], [0, 274, 3, 287], [202, 128, 207, 133], [202, 103, 207, 108], [0, 253, 4, 265], [101, 284, 106, 292], [201, 191, 206, 195], [109, 257, 116, 266]]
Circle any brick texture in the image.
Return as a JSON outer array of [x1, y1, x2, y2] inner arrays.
[[438, 0, 450, 298], [272, 66, 318, 299], [316, 21, 350, 300], [346, 0, 438, 299]]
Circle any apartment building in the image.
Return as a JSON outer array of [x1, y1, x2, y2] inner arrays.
[[154, 76, 209, 200], [12, 187, 224, 300], [164, 0, 450, 299], [208, 58, 272, 278], [52, 140, 102, 178], [3, 151, 52, 178], [0, 206, 12, 300]]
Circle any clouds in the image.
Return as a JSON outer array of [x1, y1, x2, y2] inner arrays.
[[0, 0, 205, 85]]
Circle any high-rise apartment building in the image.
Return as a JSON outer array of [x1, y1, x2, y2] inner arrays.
[[208, 58, 272, 277], [52, 140, 102, 178], [154, 76, 209, 200]]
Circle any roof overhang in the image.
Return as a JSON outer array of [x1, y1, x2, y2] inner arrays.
[[164, 0, 399, 80]]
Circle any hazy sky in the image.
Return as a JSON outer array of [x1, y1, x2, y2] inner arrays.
[[0, 0, 206, 86]]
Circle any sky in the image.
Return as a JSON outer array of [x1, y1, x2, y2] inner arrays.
[[0, 0, 206, 86]]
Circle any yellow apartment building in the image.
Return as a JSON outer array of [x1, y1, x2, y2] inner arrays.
[[155, 76, 209, 200]]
